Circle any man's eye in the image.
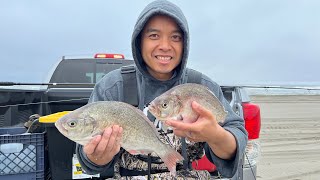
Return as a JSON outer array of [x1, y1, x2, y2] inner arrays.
[[149, 34, 159, 39], [172, 35, 182, 42]]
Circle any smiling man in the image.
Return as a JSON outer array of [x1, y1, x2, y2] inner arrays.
[[141, 15, 183, 81], [76, 0, 248, 179]]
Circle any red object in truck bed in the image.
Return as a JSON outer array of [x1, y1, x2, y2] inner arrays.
[[192, 155, 217, 172]]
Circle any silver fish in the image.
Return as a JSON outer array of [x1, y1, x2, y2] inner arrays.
[[55, 101, 183, 175], [148, 83, 227, 123]]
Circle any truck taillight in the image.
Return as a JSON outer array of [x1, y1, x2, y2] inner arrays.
[[94, 54, 125, 59], [242, 102, 261, 139], [242, 102, 261, 168]]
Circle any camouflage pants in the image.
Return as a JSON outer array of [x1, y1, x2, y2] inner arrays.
[[107, 169, 211, 180], [110, 129, 211, 179]]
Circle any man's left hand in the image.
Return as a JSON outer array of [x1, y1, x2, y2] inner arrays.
[[165, 101, 220, 143], [165, 101, 237, 160]]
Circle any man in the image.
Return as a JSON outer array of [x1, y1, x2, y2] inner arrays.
[[76, 0, 248, 179]]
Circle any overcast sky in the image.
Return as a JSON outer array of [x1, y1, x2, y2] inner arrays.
[[1, 0, 319, 86]]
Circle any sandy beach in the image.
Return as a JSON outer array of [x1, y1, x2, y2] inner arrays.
[[250, 95, 320, 180]]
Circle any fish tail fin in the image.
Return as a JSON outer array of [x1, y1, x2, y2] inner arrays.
[[157, 145, 184, 176]]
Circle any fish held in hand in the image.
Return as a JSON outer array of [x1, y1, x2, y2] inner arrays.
[[149, 83, 227, 123], [55, 101, 183, 175]]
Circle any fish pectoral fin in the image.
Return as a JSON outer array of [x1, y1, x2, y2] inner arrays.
[[177, 114, 183, 121], [128, 150, 139, 155], [128, 149, 153, 155]]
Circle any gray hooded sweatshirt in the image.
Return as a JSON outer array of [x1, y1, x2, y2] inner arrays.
[[76, 0, 248, 178]]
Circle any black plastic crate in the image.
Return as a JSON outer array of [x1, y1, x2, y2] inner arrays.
[[0, 127, 45, 180], [44, 123, 76, 180]]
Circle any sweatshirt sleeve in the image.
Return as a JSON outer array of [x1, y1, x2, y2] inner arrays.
[[202, 78, 248, 178], [76, 144, 119, 176]]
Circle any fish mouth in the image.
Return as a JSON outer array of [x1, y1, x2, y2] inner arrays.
[[148, 103, 159, 116], [55, 120, 68, 135]]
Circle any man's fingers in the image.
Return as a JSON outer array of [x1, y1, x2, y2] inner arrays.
[[192, 101, 213, 118], [165, 120, 192, 131], [116, 127, 123, 145], [165, 120, 191, 137], [94, 127, 112, 155], [192, 101, 218, 124], [172, 128, 187, 137], [83, 135, 101, 155], [105, 125, 120, 153], [111, 127, 123, 152]]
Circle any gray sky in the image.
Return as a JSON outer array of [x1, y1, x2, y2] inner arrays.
[[1, 0, 319, 86]]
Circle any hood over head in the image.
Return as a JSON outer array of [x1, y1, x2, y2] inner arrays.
[[132, 0, 189, 82]]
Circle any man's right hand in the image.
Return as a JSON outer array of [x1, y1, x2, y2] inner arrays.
[[83, 125, 123, 166]]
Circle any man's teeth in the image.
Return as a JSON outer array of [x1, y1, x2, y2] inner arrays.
[[157, 56, 171, 60]]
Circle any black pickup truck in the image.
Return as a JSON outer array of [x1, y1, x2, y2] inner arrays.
[[0, 54, 261, 180]]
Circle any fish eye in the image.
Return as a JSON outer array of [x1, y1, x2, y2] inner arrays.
[[67, 120, 77, 127], [161, 102, 168, 109]]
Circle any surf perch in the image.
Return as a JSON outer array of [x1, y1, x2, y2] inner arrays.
[[54, 101, 183, 175], [148, 83, 228, 123]]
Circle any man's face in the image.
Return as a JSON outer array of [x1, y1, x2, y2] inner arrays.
[[141, 15, 183, 81]]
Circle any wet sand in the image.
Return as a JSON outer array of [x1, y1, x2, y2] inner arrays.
[[250, 95, 320, 180]]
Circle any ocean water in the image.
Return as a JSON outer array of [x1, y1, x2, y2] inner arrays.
[[246, 87, 320, 95], [243, 82, 320, 95]]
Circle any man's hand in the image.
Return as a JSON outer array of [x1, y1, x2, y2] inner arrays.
[[165, 101, 220, 142], [83, 125, 123, 165], [165, 101, 237, 160]]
